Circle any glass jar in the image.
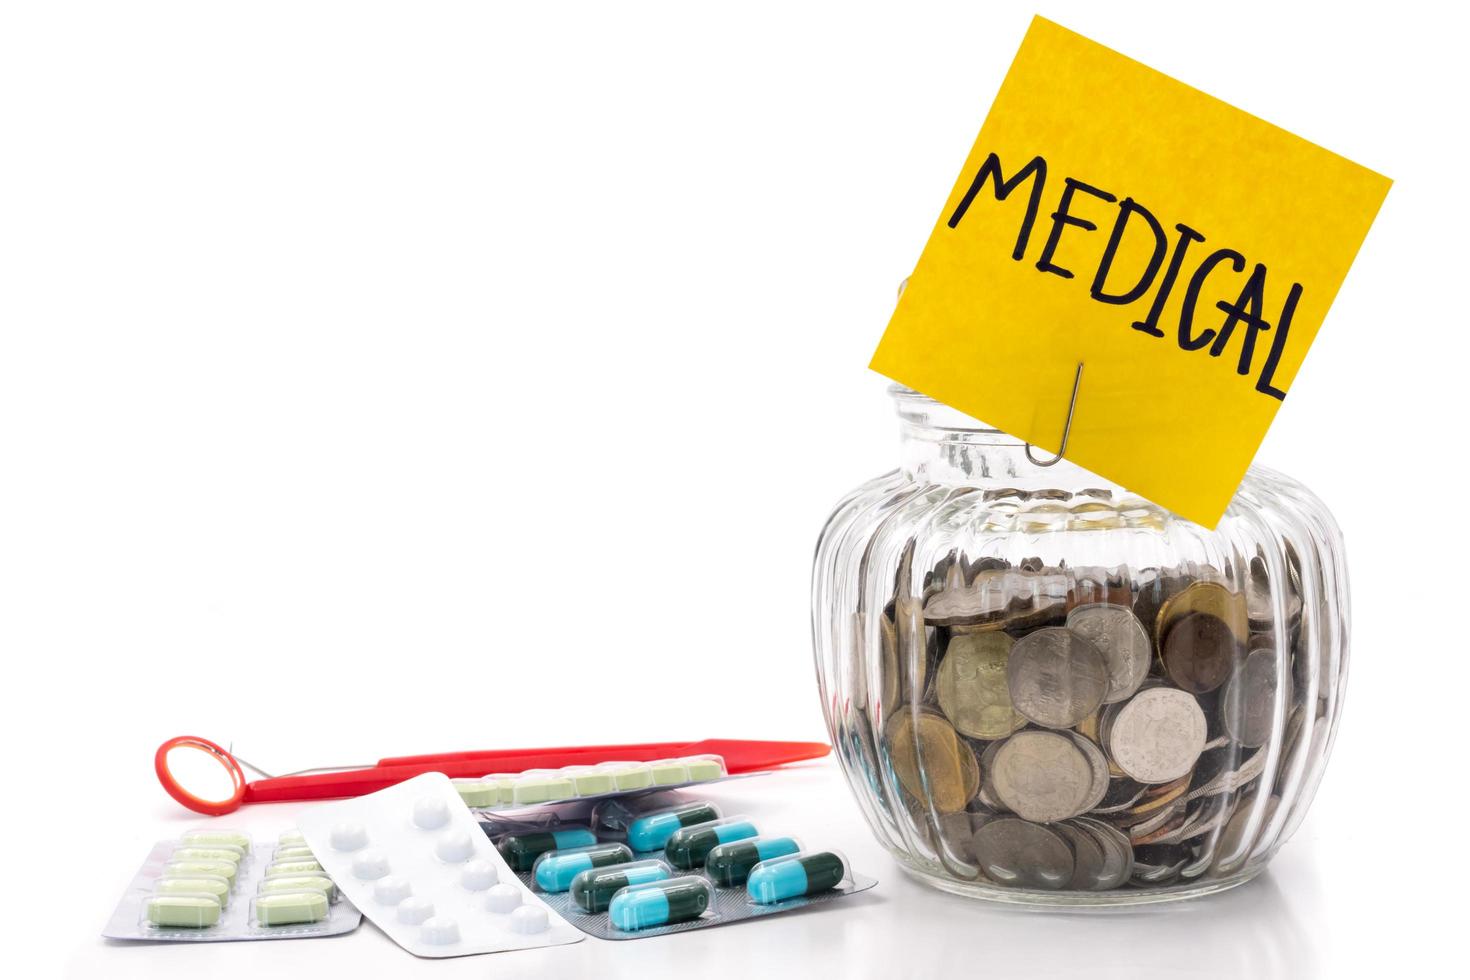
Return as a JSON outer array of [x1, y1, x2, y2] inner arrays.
[[811, 386, 1349, 905]]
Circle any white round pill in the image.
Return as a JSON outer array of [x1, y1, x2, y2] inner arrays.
[[509, 905, 548, 935], [352, 850, 391, 880], [373, 875, 412, 905], [460, 859, 498, 891], [435, 829, 475, 863], [412, 796, 450, 830], [396, 896, 434, 925], [421, 915, 461, 945], [484, 883, 521, 913], [330, 822, 369, 852]]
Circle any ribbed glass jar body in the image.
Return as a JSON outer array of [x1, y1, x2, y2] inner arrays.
[[811, 387, 1349, 905]]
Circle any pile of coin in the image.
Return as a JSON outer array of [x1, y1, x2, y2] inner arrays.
[[877, 549, 1305, 892]]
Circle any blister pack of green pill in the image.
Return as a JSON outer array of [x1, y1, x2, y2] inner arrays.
[[451, 754, 746, 809], [102, 829, 362, 943]]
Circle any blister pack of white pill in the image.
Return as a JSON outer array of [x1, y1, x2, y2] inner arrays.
[[452, 754, 754, 810], [102, 829, 362, 942], [297, 772, 583, 958]]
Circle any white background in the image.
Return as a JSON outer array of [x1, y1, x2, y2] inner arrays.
[[1, 1, 1464, 977]]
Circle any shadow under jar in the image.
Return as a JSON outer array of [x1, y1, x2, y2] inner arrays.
[[811, 387, 1349, 906]]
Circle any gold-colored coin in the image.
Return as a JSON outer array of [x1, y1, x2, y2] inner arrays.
[[936, 632, 1025, 740], [884, 709, 980, 813], [1155, 581, 1248, 648]]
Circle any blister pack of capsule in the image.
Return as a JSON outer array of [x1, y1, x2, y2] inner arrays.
[[102, 829, 362, 942], [481, 794, 877, 940], [451, 754, 746, 809], [296, 772, 583, 958]]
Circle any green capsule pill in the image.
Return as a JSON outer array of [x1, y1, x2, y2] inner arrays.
[[172, 846, 244, 865], [705, 835, 802, 887], [165, 860, 237, 885], [664, 816, 759, 869], [155, 876, 231, 907], [181, 830, 251, 853], [746, 851, 848, 904], [569, 860, 671, 913], [609, 877, 712, 931], [271, 846, 315, 862], [146, 895, 221, 928], [497, 828, 597, 872], [278, 831, 306, 847], [254, 890, 329, 926], [266, 860, 323, 877], [626, 802, 721, 851], [259, 874, 337, 902]]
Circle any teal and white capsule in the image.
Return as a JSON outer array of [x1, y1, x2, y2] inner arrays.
[[746, 850, 849, 904], [569, 860, 671, 913], [608, 877, 713, 931], [705, 835, 802, 886], [532, 842, 634, 892], [664, 815, 758, 869], [626, 801, 721, 852], [497, 828, 598, 872]]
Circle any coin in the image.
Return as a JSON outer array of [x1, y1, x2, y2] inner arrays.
[[936, 632, 1026, 739], [1156, 580, 1248, 645], [1067, 731, 1111, 814], [1162, 611, 1241, 694], [1091, 777, 1147, 814], [1212, 793, 1281, 875], [977, 739, 1008, 812], [971, 818, 1075, 890], [1132, 843, 1190, 884], [1246, 556, 1303, 630], [1107, 687, 1207, 784], [1072, 817, 1134, 890], [884, 709, 980, 813], [1054, 822, 1107, 890], [1006, 627, 1109, 729], [1222, 647, 1283, 748], [1066, 604, 1152, 703], [990, 730, 1094, 822]]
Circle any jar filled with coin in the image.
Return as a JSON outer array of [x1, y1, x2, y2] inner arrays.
[[811, 386, 1346, 905]]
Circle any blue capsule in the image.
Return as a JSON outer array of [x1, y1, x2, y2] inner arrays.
[[608, 877, 713, 931], [497, 828, 597, 872], [746, 850, 848, 904], [705, 835, 802, 886], [664, 816, 759, 869], [531, 842, 633, 892], [569, 860, 671, 913], [626, 802, 721, 852]]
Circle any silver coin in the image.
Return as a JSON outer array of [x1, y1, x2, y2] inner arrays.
[[1065, 604, 1152, 703], [1222, 647, 1284, 748], [1067, 732, 1111, 814], [1212, 793, 1281, 875], [1107, 687, 1207, 784], [1006, 627, 1109, 729], [990, 730, 1094, 822], [1131, 844, 1190, 884], [1072, 817, 1133, 890], [971, 818, 1075, 890], [976, 739, 1010, 813], [1054, 822, 1107, 890]]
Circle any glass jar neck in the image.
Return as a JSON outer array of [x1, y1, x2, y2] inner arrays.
[[891, 386, 1118, 491]]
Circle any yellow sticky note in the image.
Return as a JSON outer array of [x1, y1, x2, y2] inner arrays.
[[870, 16, 1390, 528]]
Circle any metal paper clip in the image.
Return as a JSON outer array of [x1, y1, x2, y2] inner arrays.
[[1024, 362, 1084, 467]]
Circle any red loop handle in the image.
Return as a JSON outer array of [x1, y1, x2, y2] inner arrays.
[[155, 735, 248, 816]]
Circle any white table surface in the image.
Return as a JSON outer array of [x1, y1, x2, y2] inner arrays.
[[63, 758, 1449, 979]]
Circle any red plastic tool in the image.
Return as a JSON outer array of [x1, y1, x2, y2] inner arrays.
[[156, 735, 831, 815]]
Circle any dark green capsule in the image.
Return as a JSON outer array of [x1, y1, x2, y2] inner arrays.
[[569, 860, 670, 913], [496, 828, 597, 872]]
